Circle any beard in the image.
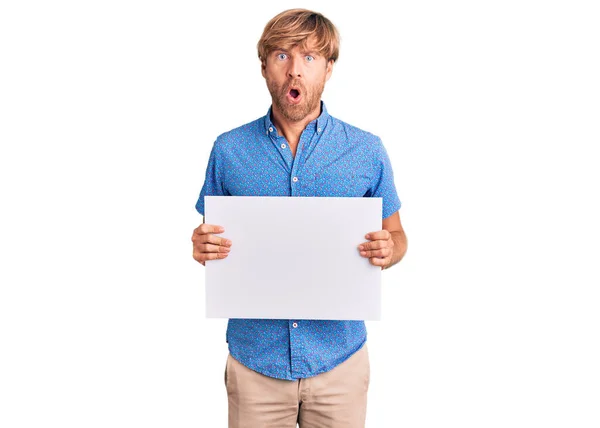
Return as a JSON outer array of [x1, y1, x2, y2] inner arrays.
[[266, 77, 325, 122]]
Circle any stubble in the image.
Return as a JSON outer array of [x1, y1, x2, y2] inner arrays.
[[267, 78, 325, 122]]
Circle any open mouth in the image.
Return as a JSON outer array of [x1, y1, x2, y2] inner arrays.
[[289, 88, 300, 99]]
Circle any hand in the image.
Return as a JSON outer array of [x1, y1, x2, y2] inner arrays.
[[358, 230, 394, 269], [191, 224, 232, 266]]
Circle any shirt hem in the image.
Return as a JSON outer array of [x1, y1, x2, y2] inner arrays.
[[228, 339, 368, 381]]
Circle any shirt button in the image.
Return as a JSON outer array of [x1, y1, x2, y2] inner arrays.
[[292, 322, 298, 328], [317, 127, 322, 133], [269, 127, 273, 133], [281, 143, 286, 149], [292, 177, 298, 182]]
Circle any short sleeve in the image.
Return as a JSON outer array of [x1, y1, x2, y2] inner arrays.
[[195, 141, 226, 216], [367, 139, 401, 219]]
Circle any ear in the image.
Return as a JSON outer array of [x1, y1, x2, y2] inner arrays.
[[261, 60, 267, 78], [325, 59, 334, 82]]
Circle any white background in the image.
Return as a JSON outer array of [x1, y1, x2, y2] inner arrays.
[[1, 0, 598, 427]]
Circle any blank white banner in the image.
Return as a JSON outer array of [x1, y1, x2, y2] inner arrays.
[[204, 196, 382, 320]]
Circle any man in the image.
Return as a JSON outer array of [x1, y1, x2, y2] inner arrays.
[[192, 9, 407, 428]]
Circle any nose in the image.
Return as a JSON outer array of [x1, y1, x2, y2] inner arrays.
[[287, 56, 302, 78]]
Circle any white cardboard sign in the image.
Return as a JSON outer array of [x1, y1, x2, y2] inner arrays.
[[204, 196, 382, 320]]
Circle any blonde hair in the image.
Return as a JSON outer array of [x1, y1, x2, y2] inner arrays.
[[257, 9, 340, 66]]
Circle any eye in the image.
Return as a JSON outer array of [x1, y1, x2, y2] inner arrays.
[[277, 53, 287, 61], [305, 55, 314, 62]]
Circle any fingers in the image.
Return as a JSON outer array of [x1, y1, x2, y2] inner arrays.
[[197, 243, 231, 254], [196, 233, 232, 247], [359, 246, 393, 259], [368, 256, 389, 270], [191, 223, 232, 246], [193, 223, 225, 236], [193, 247, 229, 264], [359, 239, 393, 251], [358, 239, 393, 258], [198, 251, 229, 261], [359, 244, 391, 269], [364, 230, 391, 241], [359, 229, 393, 269], [192, 223, 232, 265], [358, 234, 394, 258]]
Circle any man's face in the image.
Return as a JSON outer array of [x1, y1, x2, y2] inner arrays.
[[262, 39, 333, 122]]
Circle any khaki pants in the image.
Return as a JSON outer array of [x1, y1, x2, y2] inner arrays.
[[225, 344, 370, 428]]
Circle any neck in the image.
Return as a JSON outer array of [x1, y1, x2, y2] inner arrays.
[[270, 102, 321, 149]]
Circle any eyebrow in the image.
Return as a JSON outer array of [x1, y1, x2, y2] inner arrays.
[[272, 48, 319, 57]]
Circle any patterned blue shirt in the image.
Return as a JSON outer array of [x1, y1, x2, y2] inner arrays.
[[196, 102, 401, 380]]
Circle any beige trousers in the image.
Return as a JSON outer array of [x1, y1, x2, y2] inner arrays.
[[224, 344, 370, 428]]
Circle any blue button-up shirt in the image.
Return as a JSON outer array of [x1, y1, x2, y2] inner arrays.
[[196, 102, 401, 380]]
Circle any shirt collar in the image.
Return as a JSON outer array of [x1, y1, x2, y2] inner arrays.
[[264, 101, 330, 136]]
